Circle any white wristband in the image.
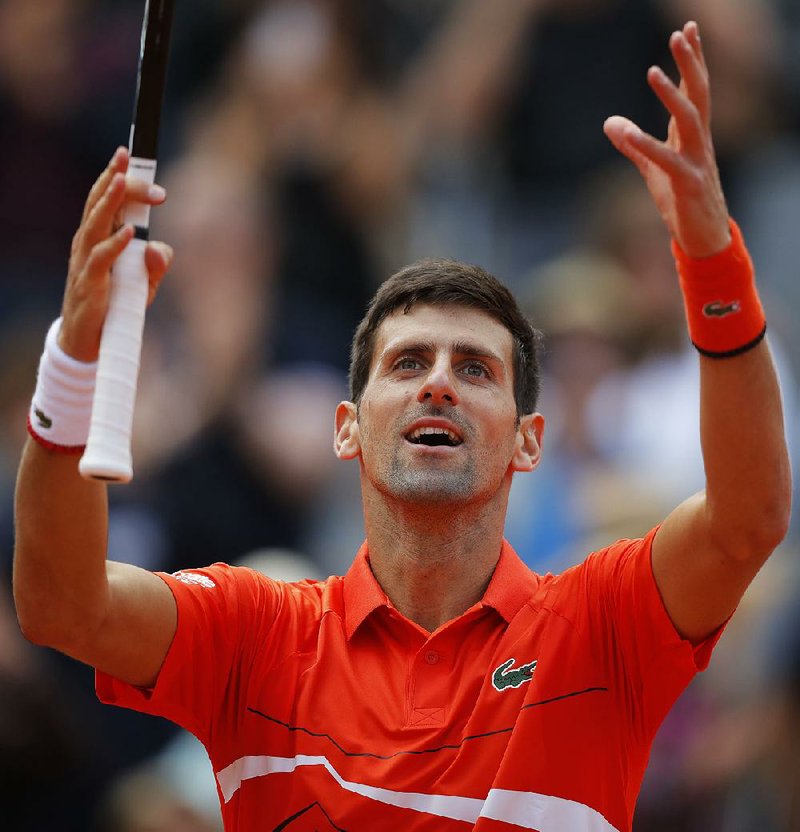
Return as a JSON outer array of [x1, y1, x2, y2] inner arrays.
[[28, 319, 97, 450]]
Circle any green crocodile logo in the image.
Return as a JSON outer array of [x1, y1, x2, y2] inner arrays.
[[492, 657, 537, 692], [703, 300, 741, 318], [34, 408, 53, 429]]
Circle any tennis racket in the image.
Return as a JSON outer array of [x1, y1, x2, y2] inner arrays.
[[79, 0, 176, 482]]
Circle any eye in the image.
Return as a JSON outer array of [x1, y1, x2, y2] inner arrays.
[[394, 356, 422, 372], [462, 362, 490, 378]]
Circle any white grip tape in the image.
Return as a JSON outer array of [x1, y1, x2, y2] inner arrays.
[[79, 156, 157, 482]]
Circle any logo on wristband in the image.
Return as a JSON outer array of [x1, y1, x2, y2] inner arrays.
[[703, 300, 741, 318], [34, 408, 53, 430]]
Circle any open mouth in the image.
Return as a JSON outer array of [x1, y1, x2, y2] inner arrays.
[[405, 427, 463, 448]]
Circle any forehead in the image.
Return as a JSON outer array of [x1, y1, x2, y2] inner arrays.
[[373, 303, 514, 362]]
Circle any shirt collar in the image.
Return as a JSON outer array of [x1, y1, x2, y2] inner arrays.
[[481, 539, 540, 623], [343, 539, 538, 640], [343, 541, 389, 640]]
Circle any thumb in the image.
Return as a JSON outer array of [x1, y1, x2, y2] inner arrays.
[[144, 241, 174, 305], [603, 116, 652, 179]]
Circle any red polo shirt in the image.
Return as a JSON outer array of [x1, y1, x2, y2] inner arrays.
[[97, 528, 721, 831]]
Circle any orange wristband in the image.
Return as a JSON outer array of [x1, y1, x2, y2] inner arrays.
[[672, 219, 766, 358]]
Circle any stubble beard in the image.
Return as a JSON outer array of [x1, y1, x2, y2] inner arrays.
[[360, 405, 508, 506], [383, 452, 479, 505]]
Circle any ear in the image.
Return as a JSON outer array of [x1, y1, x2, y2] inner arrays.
[[335, 401, 361, 460], [512, 413, 544, 473]]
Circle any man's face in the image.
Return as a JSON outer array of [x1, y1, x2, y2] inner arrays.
[[336, 303, 542, 506]]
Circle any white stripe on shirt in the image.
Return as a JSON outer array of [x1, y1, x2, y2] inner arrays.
[[215, 753, 619, 830]]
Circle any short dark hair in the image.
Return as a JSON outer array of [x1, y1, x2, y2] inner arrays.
[[349, 258, 542, 415]]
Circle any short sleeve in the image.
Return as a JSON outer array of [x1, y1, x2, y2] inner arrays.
[[96, 563, 279, 744], [575, 528, 727, 739]]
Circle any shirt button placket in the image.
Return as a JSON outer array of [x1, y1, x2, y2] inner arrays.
[[409, 644, 447, 727]]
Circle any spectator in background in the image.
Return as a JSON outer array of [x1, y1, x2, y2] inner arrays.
[[580, 163, 798, 511], [134, 150, 352, 571], [0, 0, 261, 321], [0, 576, 93, 831], [0, 0, 109, 314], [92, 769, 220, 832], [504, 247, 646, 572]]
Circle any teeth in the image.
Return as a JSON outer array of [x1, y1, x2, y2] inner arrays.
[[408, 426, 460, 443]]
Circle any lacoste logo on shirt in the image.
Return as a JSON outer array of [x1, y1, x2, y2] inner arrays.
[[492, 657, 537, 691], [172, 570, 216, 589], [703, 299, 741, 318]]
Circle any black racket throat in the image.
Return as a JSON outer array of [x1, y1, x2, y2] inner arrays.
[[129, 0, 176, 159]]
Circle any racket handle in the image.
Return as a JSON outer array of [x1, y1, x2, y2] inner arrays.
[[79, 157, 157, 483]]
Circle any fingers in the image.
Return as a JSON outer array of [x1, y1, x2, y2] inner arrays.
[[61, 152, 172, 361], [646, 66, 705, 158], [83, 232, 172, 294], [604, 114, 694, 185], [78, 170, 167, 260], [82, 147, 129, 224], [603, 115, 638, 155], [604, 21, 729, 258], [82, 148, 168, 223], [144, 241, 174, 305], [669, 24, 710, 126], [644, 23, 709, 147], [84, 225, 136, 286], [59, 223, 135, 362], [623, 124, 693, 179], [684, 21, 708, 80], [616, 21, 710, 173], [81, 173, 128, 255], [604, 20, 713, 177], [603, 116, 657, 175], [74, 148, 169, 279], [126, 178, 167, 205]]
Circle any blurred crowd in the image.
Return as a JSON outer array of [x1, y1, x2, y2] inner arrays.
[[1, 0, 799, 829]]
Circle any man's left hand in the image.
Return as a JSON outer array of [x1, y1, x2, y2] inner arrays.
[[604, 21, 731, 259]]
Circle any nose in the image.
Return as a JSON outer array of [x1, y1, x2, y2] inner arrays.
[[417, 360, 459, 406]]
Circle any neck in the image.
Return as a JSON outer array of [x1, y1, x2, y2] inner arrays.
[[362, 485, 509, 632]]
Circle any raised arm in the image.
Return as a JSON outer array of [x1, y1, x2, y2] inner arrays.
[[399, 0, 548, 147], [604, 22, 792, 642], [13, 148, 177, 687]]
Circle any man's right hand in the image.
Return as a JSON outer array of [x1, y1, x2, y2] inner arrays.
[[59, 146, 173, 362], [13, 148, 179, 690]]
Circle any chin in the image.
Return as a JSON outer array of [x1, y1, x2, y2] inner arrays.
[[385, 469, 479, 505]]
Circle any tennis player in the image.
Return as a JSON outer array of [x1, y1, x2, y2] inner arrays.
[[14, 21, 790, 832]]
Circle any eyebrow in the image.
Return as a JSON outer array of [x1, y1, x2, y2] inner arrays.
[[380, 339, 506, 368]]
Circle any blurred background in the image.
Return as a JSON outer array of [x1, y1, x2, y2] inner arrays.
[[1, 0, 799, 829]]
